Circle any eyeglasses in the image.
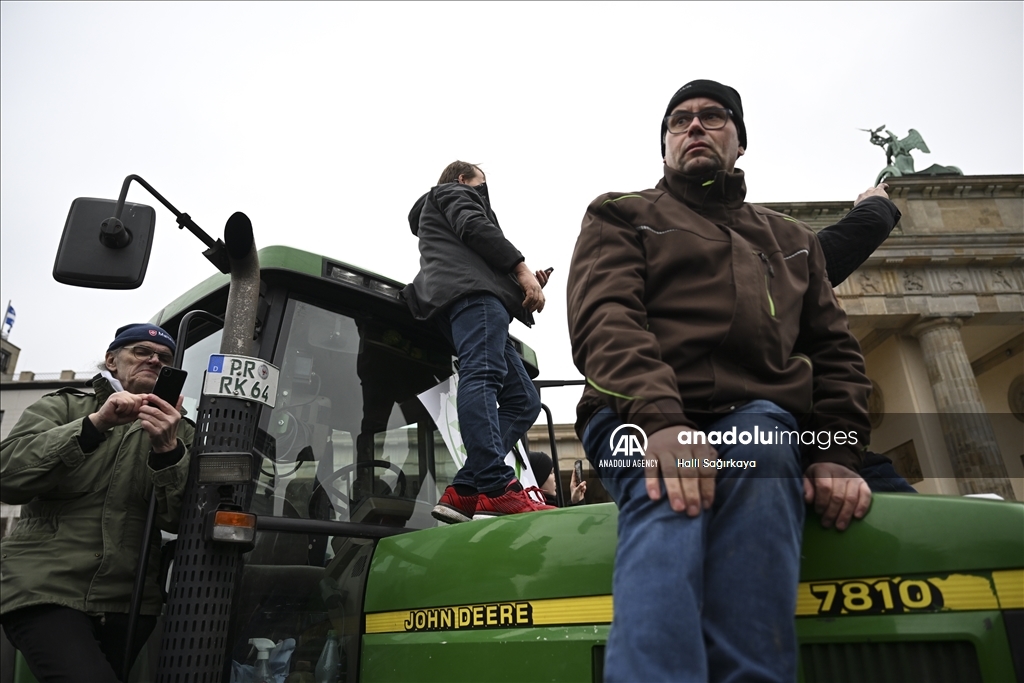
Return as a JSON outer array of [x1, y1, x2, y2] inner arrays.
[[124, 345, 174, 365], [664, 107, 733, 134]]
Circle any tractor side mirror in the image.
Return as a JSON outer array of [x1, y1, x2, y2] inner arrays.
[[53, 197, 156, 289]]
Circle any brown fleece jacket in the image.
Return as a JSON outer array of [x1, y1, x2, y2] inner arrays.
[[567, 166, 871, 472]]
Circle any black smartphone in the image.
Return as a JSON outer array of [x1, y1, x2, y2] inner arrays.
[[573, 459, 583, 483], [152, 366, 187, 406]]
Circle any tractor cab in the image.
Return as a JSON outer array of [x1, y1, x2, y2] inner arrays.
[[150, 246, 540, 680]]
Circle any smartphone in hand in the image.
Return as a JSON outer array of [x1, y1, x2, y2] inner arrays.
[[573, 459, 584, 484], [151, 366, 187, 406]]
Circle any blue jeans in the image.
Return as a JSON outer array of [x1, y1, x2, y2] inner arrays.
[[583, 401, 804, 683], [439, 295, 541, 493], [860, 454, 918, 493]]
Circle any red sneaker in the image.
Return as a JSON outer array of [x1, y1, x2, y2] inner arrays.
[[524, 486, 551, 505], [432, 485, 478, 524], [473, 479, 557, 520]]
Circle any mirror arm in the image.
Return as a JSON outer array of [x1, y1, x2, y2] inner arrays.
[[113, 174, 230, 274]]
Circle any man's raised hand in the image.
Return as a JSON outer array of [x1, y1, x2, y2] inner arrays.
[[854, 182, 889, 206]]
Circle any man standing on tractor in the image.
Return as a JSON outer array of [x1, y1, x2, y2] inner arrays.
[[404, 161, 555, 522], [1, 323, 193, 682], [567, 80, 873, 681]]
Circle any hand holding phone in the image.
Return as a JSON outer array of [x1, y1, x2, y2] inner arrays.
[[151, 366, 187, 406], [535, 267, 554, 289], [143, 366, 187, 453], [571, 459, 587, 505]]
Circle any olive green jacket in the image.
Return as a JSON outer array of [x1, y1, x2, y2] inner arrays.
[[0, 376, 193, 616]]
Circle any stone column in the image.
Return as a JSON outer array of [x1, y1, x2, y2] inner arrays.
[[911, 317, 1015, 499]]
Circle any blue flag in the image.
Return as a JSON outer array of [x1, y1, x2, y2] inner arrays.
[[208, 355, 225, 373], [2, 304, 13, 334]]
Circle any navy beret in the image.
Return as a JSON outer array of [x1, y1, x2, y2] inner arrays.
[[107, 323, 176, 354]]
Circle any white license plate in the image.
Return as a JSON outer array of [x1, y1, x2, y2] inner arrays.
[[202, 354, 279, 407]]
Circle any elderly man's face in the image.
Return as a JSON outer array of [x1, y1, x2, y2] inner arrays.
[[664, 96, 744, 175], [105, 342, 172, 394]]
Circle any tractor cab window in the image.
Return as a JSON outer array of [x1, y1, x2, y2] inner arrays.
[[179, 327, 223, 419], [252, 299, 456, 534], [229, 299, 457, 680]]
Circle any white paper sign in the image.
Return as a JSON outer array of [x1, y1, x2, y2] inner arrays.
[[202, 354, 280, 408], [416, 372, 538, 488]]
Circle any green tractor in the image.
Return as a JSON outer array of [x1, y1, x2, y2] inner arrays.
[[6, 180, 1022, 682]]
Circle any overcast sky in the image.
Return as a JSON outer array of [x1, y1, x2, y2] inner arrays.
[[2, 1, 1021, 424]]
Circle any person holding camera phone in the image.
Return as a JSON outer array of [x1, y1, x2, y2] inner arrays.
[[526, 452, 587, 507], [1, 323, 194, 682]]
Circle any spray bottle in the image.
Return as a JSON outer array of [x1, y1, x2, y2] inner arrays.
[[315, 630, 341, 683], [249, 638, 277, 683]]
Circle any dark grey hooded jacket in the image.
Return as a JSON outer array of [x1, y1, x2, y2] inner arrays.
[[403, 182, 533, 326]]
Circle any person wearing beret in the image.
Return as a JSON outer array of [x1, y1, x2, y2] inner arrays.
[[1, 323, 194, 682]]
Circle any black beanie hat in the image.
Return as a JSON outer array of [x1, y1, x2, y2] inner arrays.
[[661, 79, 746, 158], [528, 451, 554, 484]]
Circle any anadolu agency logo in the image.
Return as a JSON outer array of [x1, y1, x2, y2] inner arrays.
[[608, 424, 648, 457], [603, 424, 658, 468]]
